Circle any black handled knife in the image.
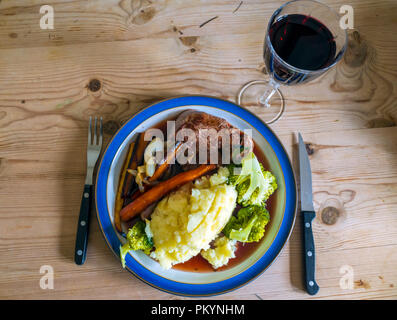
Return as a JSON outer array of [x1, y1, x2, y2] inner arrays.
[[298, 133, 319, 295]]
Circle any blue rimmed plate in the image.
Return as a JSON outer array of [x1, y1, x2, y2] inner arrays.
[[95, 96, 297, 296]]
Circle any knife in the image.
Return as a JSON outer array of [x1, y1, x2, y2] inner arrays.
[[298, 133, 319, 295]]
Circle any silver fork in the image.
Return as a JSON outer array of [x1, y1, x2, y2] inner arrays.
[[75, 116, 103, 265]]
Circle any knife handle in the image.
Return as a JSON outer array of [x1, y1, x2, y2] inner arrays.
[[74, 184, 92, 265], [302, 211, 319, 295]]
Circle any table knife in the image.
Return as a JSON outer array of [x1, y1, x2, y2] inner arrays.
[[298, 133, 319, 295]]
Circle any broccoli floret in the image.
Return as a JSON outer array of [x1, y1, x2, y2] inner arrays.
[[120, 220, 153, 268], [227, 152, 277, 206], [223, 205, 270, 242]]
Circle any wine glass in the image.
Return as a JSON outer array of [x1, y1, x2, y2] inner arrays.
[[237, 0, 348, 124]]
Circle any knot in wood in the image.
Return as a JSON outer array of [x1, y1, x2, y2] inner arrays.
[[103, 120, 120, 135], [321, 206, 340, 225], [88, 79, 101, 92], [305, 143, 314, 155], [345, 31, 368, 67]]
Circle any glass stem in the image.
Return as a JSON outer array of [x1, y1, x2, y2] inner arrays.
[[259, 79, 280, 108]]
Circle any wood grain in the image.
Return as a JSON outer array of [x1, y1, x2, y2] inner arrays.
[[0, 0, 396, 300]]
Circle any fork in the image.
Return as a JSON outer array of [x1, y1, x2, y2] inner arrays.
[[74, 116, 103, 265]]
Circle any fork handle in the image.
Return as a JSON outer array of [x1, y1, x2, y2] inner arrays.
[[74, 184, 92, 265]]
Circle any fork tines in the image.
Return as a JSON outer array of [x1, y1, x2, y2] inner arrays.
[[88, 116, 103, 146]]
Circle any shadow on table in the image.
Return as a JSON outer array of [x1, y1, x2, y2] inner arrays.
[[289, 133, 305, 292], [58, 122, 88, 263]]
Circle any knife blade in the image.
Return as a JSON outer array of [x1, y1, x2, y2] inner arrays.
[[299, 133, 315, 212], [298, 133, 319, 295]]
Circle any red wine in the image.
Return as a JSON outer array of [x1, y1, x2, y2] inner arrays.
[[264, 14, 336, 84]]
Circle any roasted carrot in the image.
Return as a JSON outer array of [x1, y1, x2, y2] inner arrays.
[[126, 184, 152, 206], [130, 189, 142, 201], [120, 164, 217, 221], [122, 132, 148, 198], [114, 142, 135, 232], [148, 142, 182, 182]]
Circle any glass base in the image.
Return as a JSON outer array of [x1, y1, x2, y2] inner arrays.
[[237, 80, 285, 124]]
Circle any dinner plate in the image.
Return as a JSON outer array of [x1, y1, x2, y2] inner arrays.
[[95, 96, 297, 296]]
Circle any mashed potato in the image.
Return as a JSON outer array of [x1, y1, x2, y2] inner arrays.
[[150, 167, 237, 269], [201, 236, 237, 269]]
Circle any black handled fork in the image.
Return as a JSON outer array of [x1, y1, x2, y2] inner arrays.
[[75, 117, 103, 265]]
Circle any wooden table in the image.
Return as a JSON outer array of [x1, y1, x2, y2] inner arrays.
[[0, 0, 396, 300]]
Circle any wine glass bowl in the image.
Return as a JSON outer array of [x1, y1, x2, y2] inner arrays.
[[264, 0, 348, 85], [238, 0, 348, 124]]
